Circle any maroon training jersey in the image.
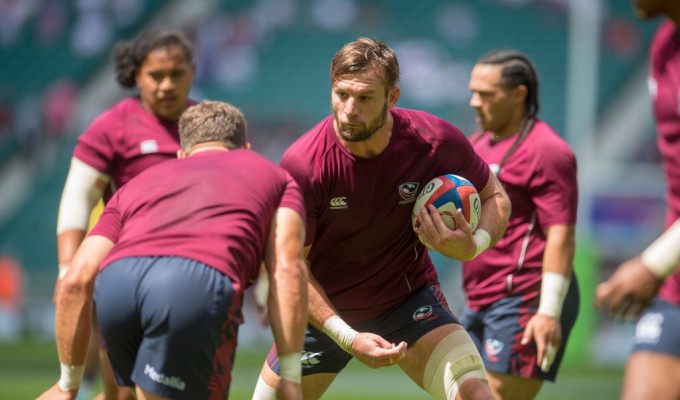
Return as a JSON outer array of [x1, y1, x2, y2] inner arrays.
[[281, 108, 490, 323], [89, 149, 305, 291], [73, 97, 188, 199], [463, 119, 578, 311], [649, 20, 680, 306]]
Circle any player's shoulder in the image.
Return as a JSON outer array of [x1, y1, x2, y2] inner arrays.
[[393, 107, 454, 129], [526, 119, 576, 165], [531, 120, 573, 150], [282, 116, 335, 164], [652, 19, 677, 47], [86, 97, 138, 131], [234, 148, 282, 171], [393, 107, 465, 141], [650, 20, 679, 67]]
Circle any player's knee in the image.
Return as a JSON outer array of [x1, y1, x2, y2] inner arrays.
[[423, 330, 488, 400], [252, 373, 277, 400]]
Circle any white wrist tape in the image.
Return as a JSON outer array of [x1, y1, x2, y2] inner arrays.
[[322, 315, 357, 354], [58, 264, 70, 280], [278, 352, 302, 384], [58, 363, 85, 391], [641, 219, 680, 278], [471, 229, 491, 259], [57, 158, 109, 234], [537, 272, 570, 319]]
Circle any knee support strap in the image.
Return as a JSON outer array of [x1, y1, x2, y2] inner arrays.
[[423, 330, 487, 400]]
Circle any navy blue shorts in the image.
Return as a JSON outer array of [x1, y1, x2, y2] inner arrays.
[[94, 257, 242, 399], [631, 298, 680, 358], [267, 284, 459, 375], [460, 275, 579, 381]]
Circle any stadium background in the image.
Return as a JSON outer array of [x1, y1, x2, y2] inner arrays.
[[0, 0, 664, 398]]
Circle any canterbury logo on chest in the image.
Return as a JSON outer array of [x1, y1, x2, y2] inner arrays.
[[328, 182, 420, 210], [329, 197, 348, 209], [140, 139, 160, 154]]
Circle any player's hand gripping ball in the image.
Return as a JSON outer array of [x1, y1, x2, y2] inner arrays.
[[412, 174, 481, 247]]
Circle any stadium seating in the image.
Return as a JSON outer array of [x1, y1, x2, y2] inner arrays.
[[0, 0, 167, 168], [0, 0, 660, 275]]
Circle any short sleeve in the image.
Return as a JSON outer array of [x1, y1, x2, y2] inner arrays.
[[88, 193, 123, 242], [529, 145, 578, 227]]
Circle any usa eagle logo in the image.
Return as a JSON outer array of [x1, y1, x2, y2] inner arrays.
[[485, 339, 504, 358], [399, 182, 420, 204], [413, 305, 433, 321]]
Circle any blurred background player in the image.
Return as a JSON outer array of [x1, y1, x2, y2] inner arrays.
[[463, 49, 580, 400], [253, 37, 511, 400], [39, 100, 308, 400], [596, 1, 680, 399], [55, 28, 196, 400]]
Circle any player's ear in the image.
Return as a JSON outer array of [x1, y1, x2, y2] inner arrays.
[[177, 149, 186, 159], [244, 142, 251, 150], [513, 84, 528, 106], [388, 86, 400, 108]]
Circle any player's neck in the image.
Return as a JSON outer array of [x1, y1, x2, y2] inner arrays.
[[491, 114, 526, 142], [186, 142, 233, 156]]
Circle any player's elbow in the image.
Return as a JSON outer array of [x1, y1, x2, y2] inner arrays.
[[495, 190, 512, 239]]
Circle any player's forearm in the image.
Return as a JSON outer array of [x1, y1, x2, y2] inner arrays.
[[57, 230, 87, 267], [55, 279, 93, 366], [477, 174, 511, 246], [542, 224, 575, 277], [54, 235, 113, 390], [307, 276, 339, 330], [304, 276, 360, 354], [267, 259, 308, 355], [538, 224, 575, 318]]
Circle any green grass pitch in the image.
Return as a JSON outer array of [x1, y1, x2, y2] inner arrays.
[[0, 339, 622, 399]]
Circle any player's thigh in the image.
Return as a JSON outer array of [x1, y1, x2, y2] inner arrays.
[[459, 306, 485, 354], [630, 298, 680, 358], [301, 373, 338, 400], [261, 327, 349, 398], [95, 261, 144, 388], [399, 323, 492, 400], [486, 371, 542, 400], [135, 385, 170, 400], [398, 323, 462, 387], [479, 281, 579, 382], [622, 352, 680, 400], [259, 352, 337, 400], [363, 284, 462, 387], [624, 299, 680, 400]]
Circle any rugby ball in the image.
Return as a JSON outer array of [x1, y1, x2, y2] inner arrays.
[[412, 174, 481, 246]]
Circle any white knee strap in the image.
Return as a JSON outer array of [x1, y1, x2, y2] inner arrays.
[[423, 330, 487, 400]]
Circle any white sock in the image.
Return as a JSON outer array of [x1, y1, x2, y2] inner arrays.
[[252, 374, 277, 400]]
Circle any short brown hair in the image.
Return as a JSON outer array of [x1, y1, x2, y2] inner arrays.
[[330, 37, 400, 88], [179, 100, 246, 151]]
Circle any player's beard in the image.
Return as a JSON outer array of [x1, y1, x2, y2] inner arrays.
[[334, 102, 388, 143]]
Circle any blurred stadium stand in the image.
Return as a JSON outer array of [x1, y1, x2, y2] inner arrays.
[[0, 0, 665, 361]]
